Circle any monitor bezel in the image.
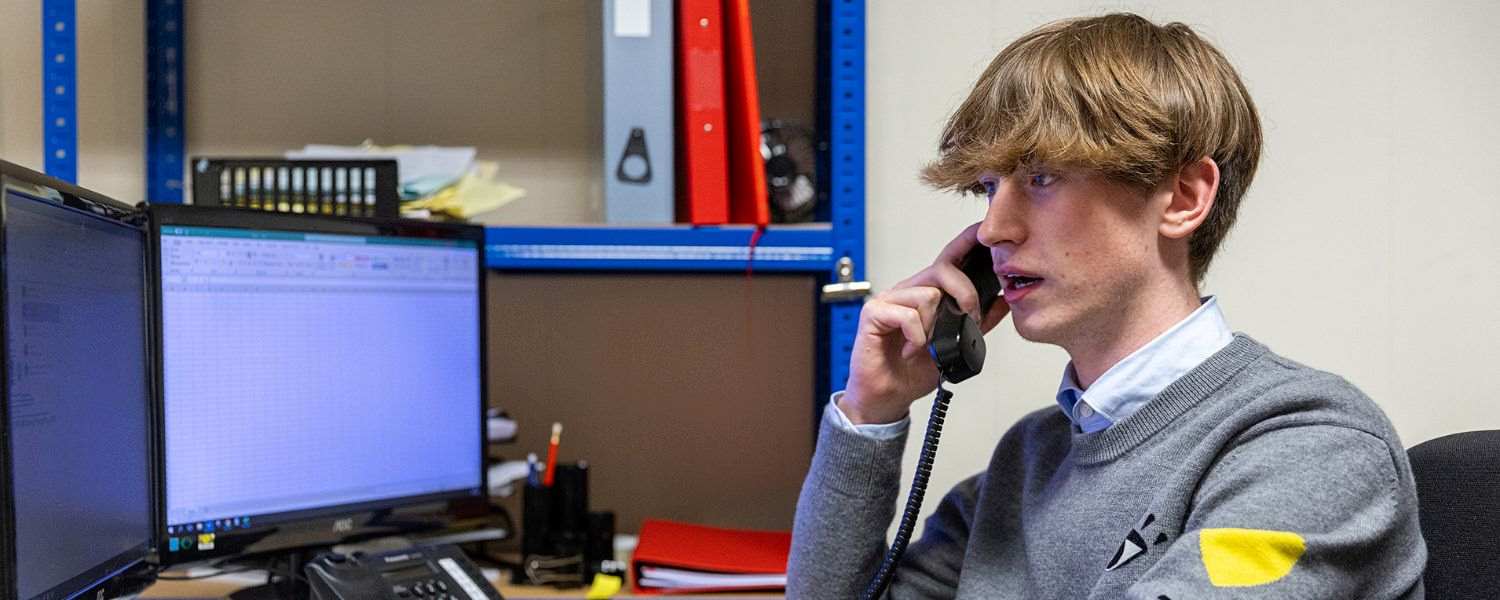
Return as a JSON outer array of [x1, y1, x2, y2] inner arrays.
[[146, 204, 489, 568], [0, 159, 156, 600]]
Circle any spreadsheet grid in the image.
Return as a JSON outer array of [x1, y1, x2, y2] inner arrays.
[[160, 232, 482, 525]]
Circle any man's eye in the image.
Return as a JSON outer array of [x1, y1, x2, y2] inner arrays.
[[979, 178, 999, 197], [1029, 172, 1058, 187]]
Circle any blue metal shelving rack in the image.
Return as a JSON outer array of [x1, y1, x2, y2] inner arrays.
[[42, 0, 77, 183], [146, 0, 186, 204], [823, 0, 867, 409], [120, 0, 865, 409]]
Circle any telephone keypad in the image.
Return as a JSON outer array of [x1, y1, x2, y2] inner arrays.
[[397, 579, 455, 599]]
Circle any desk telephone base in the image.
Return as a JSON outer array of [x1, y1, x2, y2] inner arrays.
[[304, 544, 504, 600]]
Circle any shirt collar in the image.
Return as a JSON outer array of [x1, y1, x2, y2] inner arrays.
[[1055, 296, 1234, 432]]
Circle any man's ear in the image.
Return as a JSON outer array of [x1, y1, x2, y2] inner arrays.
[[1160, 156, 1219, 240]]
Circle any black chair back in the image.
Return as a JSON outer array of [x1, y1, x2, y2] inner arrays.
[[1408, 430, 1500, 598]]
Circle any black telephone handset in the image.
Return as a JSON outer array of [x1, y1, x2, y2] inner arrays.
[[305, 544, 505, 600], [929, 244, 1003, 384], [862, 243, 1000, 600]]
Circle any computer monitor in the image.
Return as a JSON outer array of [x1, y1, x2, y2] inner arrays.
[[148, 205, 487, 566], [0, 161, 156, 599]]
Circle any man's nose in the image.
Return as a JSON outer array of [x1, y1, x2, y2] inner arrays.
[[978, 178, 1026, 249]]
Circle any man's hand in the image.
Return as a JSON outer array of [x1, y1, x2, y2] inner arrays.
[[841, 223, 1011, 425]]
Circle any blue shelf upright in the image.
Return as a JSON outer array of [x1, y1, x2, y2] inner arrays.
[[42, 0, 77, 183], [146, 0, 186, 204], [819, 0, 867, 415]]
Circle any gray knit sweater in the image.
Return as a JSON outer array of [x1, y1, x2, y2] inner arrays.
[[788, 335, 1425, 599]]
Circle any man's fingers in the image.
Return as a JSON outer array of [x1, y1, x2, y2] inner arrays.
[[875, 287, 942, 336], [900, 339, 931, 361], [936, 221, 985, 265], [863, 300, 931, 348], [893, 262, 982, 319], [872, 222, 1001, 348], [926, 263, 984, 318], [889, 222, 991, 318]]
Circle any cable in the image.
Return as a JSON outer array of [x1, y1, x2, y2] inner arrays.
[[860, 383, 953, 600]]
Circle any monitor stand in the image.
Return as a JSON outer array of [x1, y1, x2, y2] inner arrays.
[[219, 511, 455, 599], [225, 550, 310, 600]]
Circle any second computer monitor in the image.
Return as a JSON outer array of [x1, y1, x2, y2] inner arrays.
[[150, 205, 486, 564], [1, 161, 155, 599]]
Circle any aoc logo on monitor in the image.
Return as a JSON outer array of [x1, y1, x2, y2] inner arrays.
[[333, 518, 355, 533]]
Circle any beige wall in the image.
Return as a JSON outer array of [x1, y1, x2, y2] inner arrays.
[[0, 0, 142, 202], [1, 1, 44, 173], [869, 1, 1500, 532]]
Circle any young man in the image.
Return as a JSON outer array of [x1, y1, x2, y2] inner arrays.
[[788, 13, 1424, 599]]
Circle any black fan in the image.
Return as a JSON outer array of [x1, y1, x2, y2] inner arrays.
[[761, 120, 819, 223]]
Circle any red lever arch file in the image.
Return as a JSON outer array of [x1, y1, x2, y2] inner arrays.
[[722, 0, 771, 226], [631, 519, 791, 594], [675, 0, 731, 224]]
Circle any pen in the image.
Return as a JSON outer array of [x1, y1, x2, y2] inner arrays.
[[526, 452, 539, 487], [543, 422, 562, 487]]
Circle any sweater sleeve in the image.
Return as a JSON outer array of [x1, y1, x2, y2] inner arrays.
[[787, 407, 979, 599], [1122, 425, 1426, 600]]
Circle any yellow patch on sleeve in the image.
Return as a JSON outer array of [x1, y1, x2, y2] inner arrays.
[[1199, 528, 1306, 587]]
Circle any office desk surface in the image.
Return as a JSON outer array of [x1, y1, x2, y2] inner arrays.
[[141, 573, 784, 599]]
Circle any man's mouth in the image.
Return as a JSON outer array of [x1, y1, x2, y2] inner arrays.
[[1004, 274, 1044, 292]]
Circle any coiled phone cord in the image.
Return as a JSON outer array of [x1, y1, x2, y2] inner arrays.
[[860, 383, 953, 600]]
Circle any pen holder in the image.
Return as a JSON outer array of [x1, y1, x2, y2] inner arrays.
[[518, 462, 591, 585], [585, 510, 626, 581]]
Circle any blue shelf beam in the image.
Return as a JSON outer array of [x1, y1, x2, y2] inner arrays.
[[486, 225, 835, 272], [146, 0, 187, 203], [42, 0, 77, 183]]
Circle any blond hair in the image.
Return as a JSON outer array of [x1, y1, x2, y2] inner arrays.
[[922, 13, 1262, 284]]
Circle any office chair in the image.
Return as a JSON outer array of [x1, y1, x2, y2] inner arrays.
[[1407, 430, 1500, 597]]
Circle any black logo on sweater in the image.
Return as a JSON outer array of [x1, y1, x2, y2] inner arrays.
[[1105, 513, 1170, 571]]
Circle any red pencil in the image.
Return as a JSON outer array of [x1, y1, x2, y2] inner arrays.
[[543, 422, 562, 487]]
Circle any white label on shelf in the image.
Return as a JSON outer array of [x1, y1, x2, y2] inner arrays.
[[614, 0, 651, 38], [490, 244, 835, 264]]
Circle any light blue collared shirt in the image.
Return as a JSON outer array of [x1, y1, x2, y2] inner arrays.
[[828, 390, 908, 440], [1056, 296, 1233, 433], [829, 297, 1233, 439]]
